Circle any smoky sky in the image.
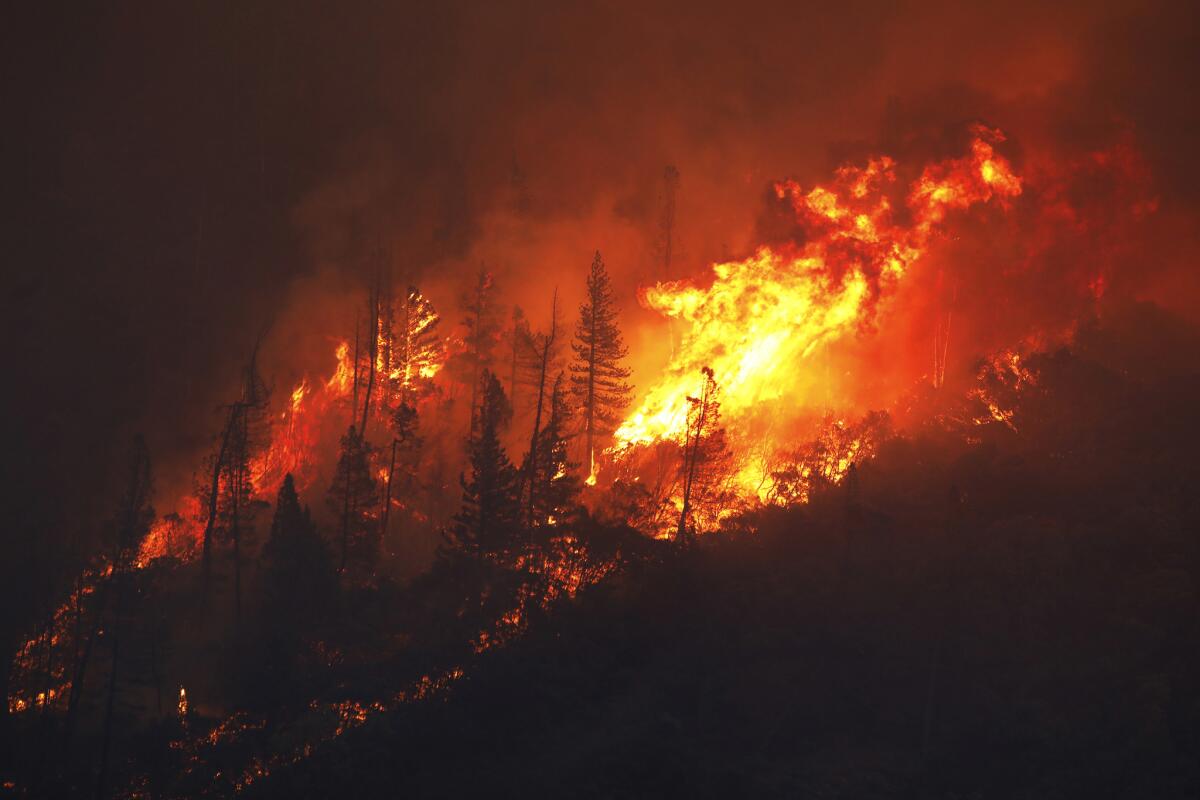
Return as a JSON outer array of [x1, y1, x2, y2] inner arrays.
[[6, 0, 1198, 541]]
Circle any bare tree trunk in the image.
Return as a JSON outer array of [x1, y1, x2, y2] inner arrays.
[[677, 378, 711, 541], [202, 409, 236, 598], [380, 439, 398, 549], [585, 311, 597, 477], [525, 291, 558, 528]]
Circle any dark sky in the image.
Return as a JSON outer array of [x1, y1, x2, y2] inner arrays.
[[5, 1, 1199, 546]]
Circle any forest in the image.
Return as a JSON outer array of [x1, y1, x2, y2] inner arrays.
[[5, 2, 1200, 798]]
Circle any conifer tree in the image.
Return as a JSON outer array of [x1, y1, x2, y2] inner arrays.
[[528, 372, 581, 529], [380, 402, 422, 546], [326, 426, 380, 576], [448, 371, 521, 558], [521, 289, 563, 527], [389, 286, 442, 408], [677, 367, 732, 541], [261, 475, 336, 629], [456, 269, 503, 425], [96, 436, 154, 800], [569, 251, 633, 477], [506, 305, 530, 409]]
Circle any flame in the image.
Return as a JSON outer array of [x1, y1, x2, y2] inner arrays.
[[611, 127, 1022, 504], [326, 341, 353, 394]]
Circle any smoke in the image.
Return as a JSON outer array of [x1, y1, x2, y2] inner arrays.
[[7, 0, 1199, 545]]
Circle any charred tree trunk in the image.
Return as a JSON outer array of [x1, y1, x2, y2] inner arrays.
[[676, 372, 713, 543], [584, 313, 597, 477], [525, 291, 558, 529], [380, 438, 398, 548], [202, 409, 237, 598]]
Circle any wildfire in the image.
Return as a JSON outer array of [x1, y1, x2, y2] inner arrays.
[[610, 126, 1023, 505]]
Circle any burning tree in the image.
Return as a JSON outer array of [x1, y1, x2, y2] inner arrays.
[[387, 286, 443, 409], [528, 373, 581, 530], [677, 367, 733, 540], [200, 346, 271, 616], [518, 290, 564, 528], [569, 251, 633, 482]]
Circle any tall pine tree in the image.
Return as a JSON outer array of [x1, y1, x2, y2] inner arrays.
[[389, 286, 442, 408], [455, 269, 503, 425], [570, 251, 633, 477], [326, 426, 380, 576], [380, 401, 422, 549], [528, 372, 581, 530], [262, 474, 336, 626], [447, 371, 521, 559]]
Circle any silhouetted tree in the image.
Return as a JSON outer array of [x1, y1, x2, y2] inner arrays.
[[677, 367, 732, 541], [262, 475, 336, 633], [380, 402, 422, 548], [569, 251, 633, 477], [96, 436, 154, 800], [528, 373, 581, 530], [447, 372, 521, 558], [327, 426, 380, 576], [520, 290, 563, 527], [506, 305, 530, 408], [200, 343, 269, 608], [657, 165, 680, 282], [223, 347, 270, 628], [456, 269, 503, 425], [359, 272, 382, 435]]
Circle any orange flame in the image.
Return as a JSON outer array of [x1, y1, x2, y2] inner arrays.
[[612, 127, 1022, 502]]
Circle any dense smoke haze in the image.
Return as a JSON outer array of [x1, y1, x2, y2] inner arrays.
[[8, 0, 1198, 522], [4, 3, 1200, 796]]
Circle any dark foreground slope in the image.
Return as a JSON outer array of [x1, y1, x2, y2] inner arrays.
[[254, 316, 1200, 799]]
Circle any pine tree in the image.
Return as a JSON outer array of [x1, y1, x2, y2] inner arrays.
[[528, 372, 581, 530], [506, 305, 530, 409], [570, 251, 633, 477], [520, 290, 563, 527], [389, 286, 442, 408], [448, 371, 521, 558], [262, 474, 336, 628], [456, 269, 503, 425], [228, 348, 270, 626], [677, 367, 732, 541], [326, 426, 380, 576], [380, 402, 422, 548], [200, 343, 270, 605], [359, 274, 382, 435], [96, 436, 155, 800]]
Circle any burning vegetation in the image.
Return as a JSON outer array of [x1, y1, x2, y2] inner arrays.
[[5, 17, 1200, 792]]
